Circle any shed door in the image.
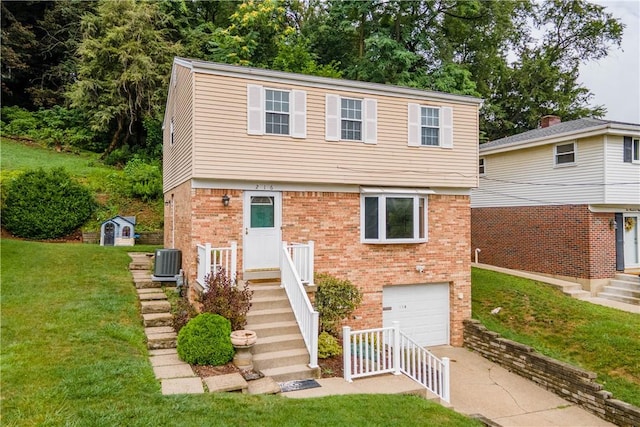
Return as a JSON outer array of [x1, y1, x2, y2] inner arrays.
[[104, 223, 115, 246], [383, 283, 449, 347], [243, 191, 282, 271]]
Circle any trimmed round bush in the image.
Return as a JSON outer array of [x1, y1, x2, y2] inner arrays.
[[318, 331, 342, 359], [2, 167, 96, 239], [177, 313, 234, 366]]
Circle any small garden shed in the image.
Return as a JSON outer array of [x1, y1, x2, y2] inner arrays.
[[100, 216, 136, 246]]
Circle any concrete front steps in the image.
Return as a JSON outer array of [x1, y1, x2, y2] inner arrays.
[[597, 274, 640, 305], [245, 281, 320, 382]]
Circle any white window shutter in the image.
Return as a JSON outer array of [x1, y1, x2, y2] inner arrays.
[[440, 106, 453, 148], [325, 94, 340, 141], [363, 98, 377, 144], [291, 90, 307, 139], [247, 84, 264, 135], [408, 103, 421, 146]]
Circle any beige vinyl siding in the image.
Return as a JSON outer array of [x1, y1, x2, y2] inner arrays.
[[472, 136, 606, 207], [191, 74, 478, 188], [604, 135, 640, 204], [163, 64, 194, 192]]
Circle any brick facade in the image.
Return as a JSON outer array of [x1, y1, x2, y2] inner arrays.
[[471, 205, 616, 280], [166, 186, 472, 346]]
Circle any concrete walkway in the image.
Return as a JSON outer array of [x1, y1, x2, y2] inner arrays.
[[284, 347, 613, 426]]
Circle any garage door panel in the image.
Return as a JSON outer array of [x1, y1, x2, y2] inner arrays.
[[382, 283, 449, 347]]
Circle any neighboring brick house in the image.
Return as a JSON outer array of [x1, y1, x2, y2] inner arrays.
[[162, 58, 482, 347], [472, 116, 640, 293]]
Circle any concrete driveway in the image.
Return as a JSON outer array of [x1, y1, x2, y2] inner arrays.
[[431, 346, 613, 426]]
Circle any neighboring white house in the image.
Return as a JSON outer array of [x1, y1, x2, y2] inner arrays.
[[471, 116, 640, 292]]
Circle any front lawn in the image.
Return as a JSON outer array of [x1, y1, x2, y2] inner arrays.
[[1, 238, 479, 426], [472, 267, 640, 406]]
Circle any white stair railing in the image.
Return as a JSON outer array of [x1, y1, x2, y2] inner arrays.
[[280, 242, 319, 368], [343, 321, 450, 402], [196, 241, 237, 288], [285, 241, 315, 285]]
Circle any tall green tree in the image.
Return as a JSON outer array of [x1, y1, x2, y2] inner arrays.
[[67, 0, 180, 157]]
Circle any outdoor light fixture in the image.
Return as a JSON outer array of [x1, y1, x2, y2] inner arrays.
[[222, 194, 230, 207], [609, 218, 617, 230]]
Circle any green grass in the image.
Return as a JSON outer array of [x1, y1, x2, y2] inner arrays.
[[1, 137, 163, 231], [472, 267, 640, 406], [1, 238, 480, 427]]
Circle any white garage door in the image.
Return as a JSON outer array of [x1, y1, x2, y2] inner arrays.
[[383, 283, 450, 347]]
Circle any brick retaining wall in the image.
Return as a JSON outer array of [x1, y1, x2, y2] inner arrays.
[[464, 319, 640, 426]]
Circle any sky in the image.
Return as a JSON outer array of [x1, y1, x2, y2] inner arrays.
[[578, 0, 640, 124]]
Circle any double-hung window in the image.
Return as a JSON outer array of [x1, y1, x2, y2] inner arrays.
[[623, 136, 640, 163], [555, 142, 576, 166], [362, 193, 427, 243], [421, 107, 440, 146], [265, 89, 290, 135], [341, 98, 362, 141], [479, 158, 485, 176]]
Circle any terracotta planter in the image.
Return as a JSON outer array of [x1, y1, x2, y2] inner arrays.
[[230, 330, 257, 347]]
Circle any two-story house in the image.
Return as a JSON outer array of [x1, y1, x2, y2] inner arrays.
[[162, 58, 482, 348], [472, 116, 640, 294]]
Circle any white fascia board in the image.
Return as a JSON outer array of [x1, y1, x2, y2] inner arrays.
[[178, 57, 483, 107], [589, 204, 640, 213]]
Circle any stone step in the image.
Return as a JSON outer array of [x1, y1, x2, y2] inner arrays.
[[138, 292, 167, 301], [147, 332, 177, 350], [129, 261, 152, 271], [248, 285, 285, 299], [246, 320, 301, 339], [597, 292, 640, 306], [260, 363, 320, 383], [253, 334, 306, 353], [134, 279, 162, 289], [609, 279, 640, 291], [250, 295, 291, 311], [615, 273, 640, 284], [143, 312, 174, 327], [600, 286, 640, 299], [141, 300, 172, 314], [203, 373, 248, 393], [246, 307, 295, 324], [252, 348, 309, 371]]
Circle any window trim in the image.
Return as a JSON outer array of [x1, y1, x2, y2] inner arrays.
[[408, 104, 453, 148], [247, 84, 306, 138], [625, 137, 640, 164], [360, 192, 429, 244], [635, 138, 640, 164], [479, 157, 485, 176], [420, 106, 440, 146], [340, 97, 363, 141], [264, 88, 291, 136], [554, 141, 576, 167]]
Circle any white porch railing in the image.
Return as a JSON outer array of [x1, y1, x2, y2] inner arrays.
[[280, 242, 319, 368], [284, 241, 315, 285], [196, 241, 237, 288], [343, 321, 450, 402]]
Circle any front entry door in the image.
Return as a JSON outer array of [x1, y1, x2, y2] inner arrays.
[[624, 214, 640, 268], [243, 191, 282, 271]]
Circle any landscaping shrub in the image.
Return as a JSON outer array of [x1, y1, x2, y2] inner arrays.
[[201, 268, 253, 331], [176, 313, 234, 365], [318, 331, 342, 359], [315, 273, 363, 334], [122, 157, 162, 202], [2, 167, 96, 239]]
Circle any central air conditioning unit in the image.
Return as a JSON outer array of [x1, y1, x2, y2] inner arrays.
[[154, 249, 182, 277]]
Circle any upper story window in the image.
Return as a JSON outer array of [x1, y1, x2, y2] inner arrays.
[[341, 98, 362, 141], [265, 89, 290, 135], [421, 107, 440, 146], [479, 157, 485, 176], [325, 94, 377, 144], [624, 136, 640, 163], [555, 142, 576, 166], [247, 84, 306, 138], [361, 192, 428, 244], [408, 104, 453, 148], [170, 117, 175, 146]]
